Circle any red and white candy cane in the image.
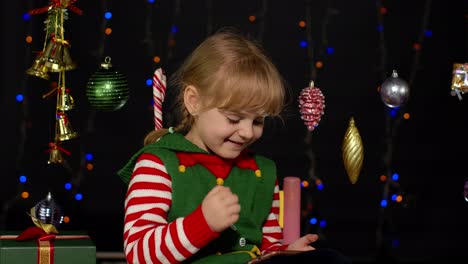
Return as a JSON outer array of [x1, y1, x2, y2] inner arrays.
[[153, 68, 167, 130]]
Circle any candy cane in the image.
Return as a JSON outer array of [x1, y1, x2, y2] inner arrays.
[[153, 68, 166, 130]]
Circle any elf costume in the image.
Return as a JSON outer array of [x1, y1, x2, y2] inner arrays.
[[118, 132, 287, 264]]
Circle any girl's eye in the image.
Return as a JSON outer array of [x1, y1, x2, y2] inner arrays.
[[227, 117, 240, 124], [253, 119, 264, 125]]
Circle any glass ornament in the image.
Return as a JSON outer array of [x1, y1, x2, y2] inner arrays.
[[379, 70, 410, 108], [86, 56, 129, 111], [464, 180, 468, 202], [33, 192, 63, 228], [298, 81, 325, 131]]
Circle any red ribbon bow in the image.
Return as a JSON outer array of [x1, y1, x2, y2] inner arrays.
[[15, 226, 56, 242], [46, 142, 71, 156], [28, 0, 83, 16]]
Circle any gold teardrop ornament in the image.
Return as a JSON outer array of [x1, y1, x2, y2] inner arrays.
[[342, 117, 364, 184]]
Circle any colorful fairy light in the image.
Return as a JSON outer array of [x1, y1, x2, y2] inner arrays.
[[85, 153, 93, 161], [104, 12, 112, 19], [19, 175, 27, 183], [86, 163, 94, 170], [21, 192, 29, 199], [309, 217, 317, 225], [74, 193, 83, 201], [380, 200, 388, 207], [16, 94, 24, 102]]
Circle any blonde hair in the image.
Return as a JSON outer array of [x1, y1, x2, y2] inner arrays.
[[144, 29, 285, 145]]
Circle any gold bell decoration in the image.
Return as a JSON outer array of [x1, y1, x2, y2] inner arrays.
[[26, 55, 50, 80], [342, 117, 364, 184], [26, 0, 81, 79], [56, 86, 75, 111], [450, 63, 468, 100], [42, 37, 76, 73], [46, 142, 70, 164], [55, 112, 78, 141]]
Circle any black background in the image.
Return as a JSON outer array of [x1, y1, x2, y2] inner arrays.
[[1, 0, 468, 263]]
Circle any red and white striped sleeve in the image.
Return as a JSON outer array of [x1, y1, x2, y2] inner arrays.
[[123, 153, 219, 264], [260, 179, 289, 253]]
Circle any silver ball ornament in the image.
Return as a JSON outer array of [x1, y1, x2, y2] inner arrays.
[[33, 192, 64, 228], [379, 70, 410, 108]]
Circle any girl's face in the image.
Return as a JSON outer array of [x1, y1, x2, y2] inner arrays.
[[185, 108, 265, 159]]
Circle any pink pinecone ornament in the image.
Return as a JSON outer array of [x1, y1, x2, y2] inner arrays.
[[298, 81, 325, 131]]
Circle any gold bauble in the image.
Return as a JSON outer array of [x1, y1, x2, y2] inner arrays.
[[342, 117, 364, 184]]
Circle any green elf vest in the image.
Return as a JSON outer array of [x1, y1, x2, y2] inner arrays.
[[118, 132, 278, 264]]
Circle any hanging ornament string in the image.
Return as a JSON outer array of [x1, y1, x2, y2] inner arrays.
[[298, 0, 337, 237], [153, 68, 167, 130], [375, 0, 432, 255], [166, 0, 181, 63]]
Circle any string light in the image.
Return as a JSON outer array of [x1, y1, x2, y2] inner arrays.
[[16, 94, 24, 102], [153, 56, 161, 63], [309, 217, 317, 225], [375, 0, 433, 254], [380, 175, 387, 182], [21, 192, 29, 199], [19, 175, 27, 183]]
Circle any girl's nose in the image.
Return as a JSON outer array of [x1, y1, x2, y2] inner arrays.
[[238, 122, 254, 140]]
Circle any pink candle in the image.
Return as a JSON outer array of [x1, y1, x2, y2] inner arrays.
[[153, 68, 166, 130], [282, 176, 301, 244]]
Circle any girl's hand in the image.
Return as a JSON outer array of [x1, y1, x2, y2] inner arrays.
[[286, 234, 319, 251], [201, 185, 241, 232]]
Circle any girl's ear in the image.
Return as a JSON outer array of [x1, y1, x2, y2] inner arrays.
[[183, 85, 200, 115]]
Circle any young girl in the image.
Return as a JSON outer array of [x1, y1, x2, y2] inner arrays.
[[118, 30, 350, 264]]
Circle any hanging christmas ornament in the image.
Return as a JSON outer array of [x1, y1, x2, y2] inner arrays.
[[55, 112, 78, 141], [464, 180, 468, 202], [26, 54, 50, 80], [56, 87, 75, 111], [86, 56, 129, 111], [450, 63, 468, 100], [30, 192, 64, 234], [379, 70, 410, 108], [46, 142, 71, 164], [342, 117, 364, 184], [298, 81, 325, 131]]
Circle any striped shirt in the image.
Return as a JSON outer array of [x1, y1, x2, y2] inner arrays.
[[124, 153, 287, 264]]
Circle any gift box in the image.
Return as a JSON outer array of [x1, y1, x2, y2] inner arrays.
[[0, 230, 96, 264]]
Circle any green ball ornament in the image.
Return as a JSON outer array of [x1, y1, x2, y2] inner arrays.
[[86, 56, 129, 111]]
